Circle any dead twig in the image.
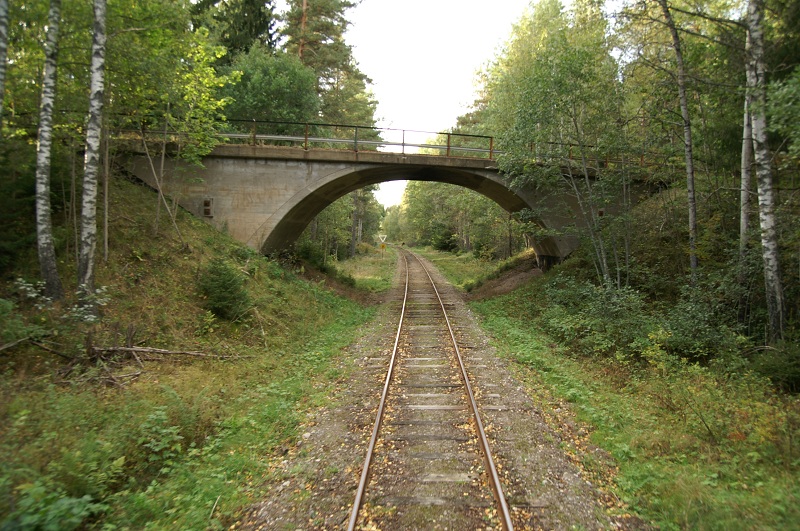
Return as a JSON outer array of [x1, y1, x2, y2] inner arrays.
[[30, 340, 73, 360], [91, 346, 248, 359], [0, 337, 31, 354]]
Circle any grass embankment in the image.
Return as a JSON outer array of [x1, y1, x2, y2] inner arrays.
[[413, 247, 532, 291], [0, 177, 390, 529], [422, 247, 800, 530]]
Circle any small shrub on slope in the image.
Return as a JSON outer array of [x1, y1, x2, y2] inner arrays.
[[197, 258, 251, 320]]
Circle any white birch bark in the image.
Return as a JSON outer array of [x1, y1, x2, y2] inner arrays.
[[656, 0, 698, 278], [746, 0, 784, 340], [0, 0, 9, 122], [78, 0, 107, 299], [35, 0, 64, 300], [739, 88, 752, 266]]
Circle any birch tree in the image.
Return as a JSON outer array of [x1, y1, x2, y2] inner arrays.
[[746, 0, 784, 340], [655, 0, 698, 278], [35, 0, 64, 300], [77, 0, 106, 300], [739, 78, 752, 278]]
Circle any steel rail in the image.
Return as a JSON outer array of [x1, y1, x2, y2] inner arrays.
[[411, 251, 514, 531], [346, 251, 410, 531], [347, 248, 513, 530]]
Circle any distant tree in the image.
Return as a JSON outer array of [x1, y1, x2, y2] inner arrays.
[[382, 205, 402, 242], [34, 0, 64, 300], [220, 45, 320, 128], [282, 0, 377, 127], [484, 0, 625, 282], [655, 0, 698, 278], [193, 0, 279, 61], [283, 0, 355, 85]]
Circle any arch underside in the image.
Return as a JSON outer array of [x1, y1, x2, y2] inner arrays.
[[260, 164, 573, 261]]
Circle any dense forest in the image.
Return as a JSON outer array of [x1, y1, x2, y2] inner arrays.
[[1, 0, 799, 528], [394, 0, 800, 350]]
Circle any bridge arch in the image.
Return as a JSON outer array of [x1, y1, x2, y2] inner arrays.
[[260, 164, 533, 251]]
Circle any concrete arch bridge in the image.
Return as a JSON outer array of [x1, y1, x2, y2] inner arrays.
[[127, 127, 631, 265]]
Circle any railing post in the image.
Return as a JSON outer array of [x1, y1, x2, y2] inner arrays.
[[251, 119, 256, 146], [446, 133, 451, 157], [304, 123, 309, 150], [402, 130, 405, 155], [354, 126, 359, 152], [489, 137, 494, 160]]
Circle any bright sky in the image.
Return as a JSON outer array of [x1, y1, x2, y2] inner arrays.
[[276, 0, 533, 206]]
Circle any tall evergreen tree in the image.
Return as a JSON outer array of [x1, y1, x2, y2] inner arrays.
[[282, 0, 377, 127], [194, 0, 279, 60]]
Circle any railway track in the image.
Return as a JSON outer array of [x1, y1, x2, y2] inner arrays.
[[347, 248, 514, 530]]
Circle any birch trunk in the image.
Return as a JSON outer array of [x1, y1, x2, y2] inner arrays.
[[746, 0, 784, 340], [35, 0, 64, 301], [77, 0, 107, 299], [0, 0, 9, 123], [657, 0, 698, 278], [739, 86, 752, 272]]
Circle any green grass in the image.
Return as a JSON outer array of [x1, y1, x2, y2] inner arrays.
[[412, 247, 530, 290], [335, 246, 398, 292], [0, 176, 378, 529], [471, 277, 800, 530]]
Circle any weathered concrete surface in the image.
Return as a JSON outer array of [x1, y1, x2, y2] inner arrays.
[[126, 145, 581, 262]]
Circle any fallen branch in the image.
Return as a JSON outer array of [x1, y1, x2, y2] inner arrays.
[[30, 340, 73, 360], [0, 337, 31, 354], [91, 346, 246, 359]]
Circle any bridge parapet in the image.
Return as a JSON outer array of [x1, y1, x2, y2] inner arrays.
[[209, 144, 500, 171]]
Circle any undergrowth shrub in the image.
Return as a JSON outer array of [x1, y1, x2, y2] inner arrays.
[[750, 340, 800, 392], [641, 332, 800, 463], [0, 298, 46, 343], [661, 283, 742, 362], [3, 479, 107, 531], [198, 259, 250, 320], [540, 275, 654, 359]]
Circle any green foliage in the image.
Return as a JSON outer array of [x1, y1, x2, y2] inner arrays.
[[472, 277, 800, 530], [0, 144, 36, 273], [0, 175, 375, 529], [220, 45, 320, 126], [198, 258, 251, 320], [0, 299, 45, 344], [398, 181, 527, 257], [540, 275, 655, 359], [769, 67, 800, 166], [661, 284, 742, 362], [138, 406, 185, 467], [750, 341, 800, 392], [193, 0, 280, 59], [3, 480, 107, 531]]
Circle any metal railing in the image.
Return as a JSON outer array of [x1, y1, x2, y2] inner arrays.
[[114, 116, 684, 176], [221, 119, 497, 159]]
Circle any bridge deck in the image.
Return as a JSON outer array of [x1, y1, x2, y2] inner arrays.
[[209, 144, 500, 171]]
